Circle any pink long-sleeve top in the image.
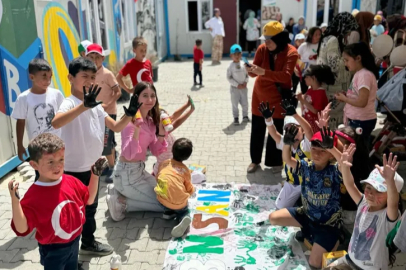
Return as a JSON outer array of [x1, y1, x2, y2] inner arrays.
[[121, 118, 168, 161]]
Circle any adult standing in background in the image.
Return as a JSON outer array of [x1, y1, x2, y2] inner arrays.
[[292, 16, 307, 44], [317, 12, 359, 128], [243, 11, 261, 57], [246, 21, 299, 173], [355, 11, 374, 46], [286, 18, 295, 34], [205, 8, 225, 65]]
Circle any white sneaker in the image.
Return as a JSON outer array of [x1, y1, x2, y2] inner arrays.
[[171, 216, 191, 238], [271, 166, 284, 174], [106, 184, 117, 196], [106, 194, 126, 221]]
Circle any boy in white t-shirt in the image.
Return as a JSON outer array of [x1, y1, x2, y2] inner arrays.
[[11, 59, 64, 180], [51, 57, 142, 256]]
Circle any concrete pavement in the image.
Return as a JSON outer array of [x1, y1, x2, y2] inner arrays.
[[0, 58, 405, 269]]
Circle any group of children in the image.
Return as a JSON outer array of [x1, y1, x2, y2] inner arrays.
[[8, 37, 196, 269]]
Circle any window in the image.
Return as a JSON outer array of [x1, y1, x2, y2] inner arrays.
[[120, 0, 136, 46], [87, 0, 111, 55], [186, 0, 212, 32], [377, 0, 405, 16]]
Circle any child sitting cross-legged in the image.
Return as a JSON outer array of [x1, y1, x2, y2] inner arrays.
[[258, 99, 313, 208], [154, 138, 195, 238], [269, 126, 343, 269], [9, 133, 108, 270], [331, 147, 404, 269]]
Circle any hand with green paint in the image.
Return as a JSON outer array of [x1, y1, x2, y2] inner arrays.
[[187, 95, 195, 110], [234, 255, 257, 265]]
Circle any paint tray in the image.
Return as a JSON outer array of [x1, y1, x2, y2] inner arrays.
[[189, 164, 207, 174], [322, 250, 347, 268]]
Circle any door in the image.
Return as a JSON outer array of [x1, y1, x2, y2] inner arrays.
[[155, 0, 166, 59], [213, 0, 237, 53]]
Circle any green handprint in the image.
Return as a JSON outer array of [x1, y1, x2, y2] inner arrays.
[[234, 254, 256, 265], [245, 202, 260, 213], [237, 240, 258, 251], [235, 228, 256, 237]]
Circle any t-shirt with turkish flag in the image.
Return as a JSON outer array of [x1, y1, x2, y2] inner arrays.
[[193, 46, 204, 63], [302, 87, 329, 133], [11, 175, 89, 245], [119, 58, 153, 87]]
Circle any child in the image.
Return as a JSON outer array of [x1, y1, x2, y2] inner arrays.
[[116, 37, 153, 94], [78, 40, 92, 57], [336, 42, 379, 143], [258, 99, 313, 208], [11, 59, 64, 162], [106, 82, 167, 221], [153, 95, 195, 177], [334, 148, 404, 269], [86, 43, 121, 183], [155, 138, 195, 238], [193, 39, 204, 86], [270, 127, 343, 269], [294, 33, 306, 49], [296, 65, 335, 133], [371, 15, 385, 44], [9, 133, 108, 269], [227, 44, 249, 125], [52, 57, 141, 256]]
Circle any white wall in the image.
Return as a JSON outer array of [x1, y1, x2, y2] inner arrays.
[[167, 0, 213, 55], [340, 0, 353, 13]]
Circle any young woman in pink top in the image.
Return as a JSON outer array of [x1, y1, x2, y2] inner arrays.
[[335, 42, 379, 144], [106, 82, 168, 221]]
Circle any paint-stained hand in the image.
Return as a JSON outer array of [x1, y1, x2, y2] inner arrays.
[[283, 125, 299, 146], [123, 94, 142, 117], [83, 84, 103, 108], [8, 179, 20, 200]]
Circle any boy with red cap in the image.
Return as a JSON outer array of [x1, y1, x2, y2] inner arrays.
[[269, 126, 343, 269], [86, 44, 121, 183]]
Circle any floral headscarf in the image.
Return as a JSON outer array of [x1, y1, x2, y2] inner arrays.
[[317, 12, 359, 55]]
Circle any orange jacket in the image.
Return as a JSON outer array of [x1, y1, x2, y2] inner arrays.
[[155, 159, 195, 210], [249, 43, 299, 118]]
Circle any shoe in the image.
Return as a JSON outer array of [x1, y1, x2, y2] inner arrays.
[[243, 116, 250, 122], [295, 230, 304, 242], [194, 82, 198, 86], [247, 163, 259, 173], [107, 184, 117, 196], [104, 168, 114, 183], [80, 240, 113, 256], [163, 210, 177, 220], [171, 216, 192, 238], [271, 166, 283, 174], [234, 118, 239, 125], [106, 194, 126, 221]]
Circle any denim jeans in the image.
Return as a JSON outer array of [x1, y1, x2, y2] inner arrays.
[[38, 236, 79, 270], [348, 118, 377, 146], [162, 204, 190, 221], [113, 161, 165, 212]]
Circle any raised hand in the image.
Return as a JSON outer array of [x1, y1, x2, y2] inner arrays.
[[316, 103, 331, 129], [281, 99, 297, 116], [259, 102, 275, 119], [320, 126, 335, 149], [187, 95, 195, 110], [91, 157, 109, 176], [376, 153, 400, 182], [283, 125, 299, 145], [8, 179, 20, 200], [123, 94, 143, 117], [83, 84, 103, 108], [340, 143, 356, 169]]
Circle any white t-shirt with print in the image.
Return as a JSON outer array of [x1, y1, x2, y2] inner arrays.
[[11, 88, 64, 140], [348, 196, 400, 270], [297, 42, 319, 70], [58, 95, 108, 172]]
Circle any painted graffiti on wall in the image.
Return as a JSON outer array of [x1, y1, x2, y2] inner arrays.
[[136, 0, 158, 55]]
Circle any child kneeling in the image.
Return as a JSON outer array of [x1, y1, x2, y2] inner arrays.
[[9, 133, 108, 270], [269, 128, 343, 268], [155, 138, 195, 238]]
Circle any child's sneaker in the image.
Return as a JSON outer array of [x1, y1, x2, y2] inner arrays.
[[106, 194, 126, 221], [163, 210, 177, 220], [171, 216, 192, 238], [243, 116, 250, 122], [234, 118, 239, 125], [107, 184, 117, 196]]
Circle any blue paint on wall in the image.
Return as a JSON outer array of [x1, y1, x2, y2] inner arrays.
[[164, 0, 171, 57], [304, 0, 307, 18]]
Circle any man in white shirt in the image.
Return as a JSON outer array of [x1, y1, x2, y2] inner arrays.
[[205, 8, 225, 65]]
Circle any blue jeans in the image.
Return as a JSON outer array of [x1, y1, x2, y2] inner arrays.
[[162, 204, 189, 221], [348, 118, 377, 146], [38, 236, 79, 270]]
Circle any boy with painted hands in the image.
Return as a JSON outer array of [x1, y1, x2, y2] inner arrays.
[[52, 57, 142, 256], [258, 99, 313, 208], [86, 43, 121, 183], [269, 125, 343, 269], [9, 133, 108, 270]]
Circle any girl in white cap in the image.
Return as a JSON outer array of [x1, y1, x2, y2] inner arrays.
[[334, 148, 404, 269]]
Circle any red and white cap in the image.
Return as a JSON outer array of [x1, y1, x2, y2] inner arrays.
[[86, 44, 104, 56]]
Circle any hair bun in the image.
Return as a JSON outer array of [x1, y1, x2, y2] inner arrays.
[[356, 127, 363, 135]]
